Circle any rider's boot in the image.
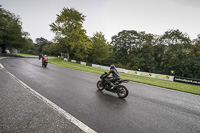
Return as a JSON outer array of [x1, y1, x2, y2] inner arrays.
[[110, 83, 116, 90]]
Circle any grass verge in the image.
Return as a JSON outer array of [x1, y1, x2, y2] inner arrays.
[[17, 53, 37, 57], [17, 53, 55, 58], [48, 58, 200, 95]]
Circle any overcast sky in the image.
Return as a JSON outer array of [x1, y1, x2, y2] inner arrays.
[[1, 0, 200, 42]]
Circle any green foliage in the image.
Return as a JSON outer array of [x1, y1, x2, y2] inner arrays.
[[36, 37, 49, 53], [111, 30, 156, 72], [111, 29, 200, 79], [160, 29, 192, 76], [0, 6, 27, 53], [88, 32, 112, 64], [20, 38, 38, 55], [186, 34, 200, 79], [50, 8, 91, 61]]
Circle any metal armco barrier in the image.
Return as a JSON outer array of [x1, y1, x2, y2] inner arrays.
[[127, 70, 174, 81], [63, 58, 200, 84]]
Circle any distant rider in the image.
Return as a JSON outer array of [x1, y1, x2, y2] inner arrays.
[[105, 64, 120, 89], [42, 54, 48, 65], [39, 53, 42, 60]]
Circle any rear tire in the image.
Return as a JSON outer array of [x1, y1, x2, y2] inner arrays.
[[97, 80, 104, 91], [117, 85, 129, 98]]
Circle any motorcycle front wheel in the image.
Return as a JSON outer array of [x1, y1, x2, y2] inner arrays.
[[97, 80, 104, 91], [117, 85, 129, 98]]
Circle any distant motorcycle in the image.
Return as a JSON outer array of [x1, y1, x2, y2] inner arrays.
[[97, 72, 129, 98], [42, 56, 48, 67]]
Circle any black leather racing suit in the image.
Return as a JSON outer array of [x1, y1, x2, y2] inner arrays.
[[105, 68, 120, 86]]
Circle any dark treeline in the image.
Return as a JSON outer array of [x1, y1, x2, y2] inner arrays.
[[1, 6, 200, 79], [0, 5, 30, 53], [110, 30, 200, 79]]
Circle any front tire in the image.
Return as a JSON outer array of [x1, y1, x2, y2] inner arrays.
[[97, 80, 104, 91], [117, 85, 129, 98]]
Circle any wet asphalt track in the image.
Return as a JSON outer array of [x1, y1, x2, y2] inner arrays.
[[1, 58, 200, 133]]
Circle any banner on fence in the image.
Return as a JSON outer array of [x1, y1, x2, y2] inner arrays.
[[155, 74, 169, 79], [127, 70, 138, 75], [174, 77, 200, 85], [140, 72, 152, 77]]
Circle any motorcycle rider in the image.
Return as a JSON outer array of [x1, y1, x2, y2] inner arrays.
[[42, 54, 48, 65], [105, 64, 120, 90], [39, 53, 42, 60]]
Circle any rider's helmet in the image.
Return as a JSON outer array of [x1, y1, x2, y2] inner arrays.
[[44, 54, 47, 57], [110, 64, 115, 69]]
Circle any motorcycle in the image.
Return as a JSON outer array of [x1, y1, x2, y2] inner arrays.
[[42, 57, 48, 67], [97, 72, 129, 98]]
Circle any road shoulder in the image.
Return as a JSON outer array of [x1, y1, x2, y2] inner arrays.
[[0, 67, 94, 133]]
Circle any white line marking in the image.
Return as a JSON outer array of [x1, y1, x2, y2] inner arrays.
[[6, 70, 97, 133], [0, 63, 4, 69]]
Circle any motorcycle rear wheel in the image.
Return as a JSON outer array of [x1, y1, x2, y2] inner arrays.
[[117, 85, 129, 98], [97, 81, 104, 91]]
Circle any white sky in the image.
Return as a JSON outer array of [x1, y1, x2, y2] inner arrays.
[[1, 0, 200, 42]]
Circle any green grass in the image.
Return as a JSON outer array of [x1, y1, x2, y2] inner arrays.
[[17, 53, 37, 56], [49, 58, 107, 75], [17, 53, 55, 58], [48, 58, 200, 95], [0, 56, 7, 58], [25, 57, 39, 59]]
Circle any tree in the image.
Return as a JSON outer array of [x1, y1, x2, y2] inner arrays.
[[111, 30, 156, 71], [159, 29, 192, 76], [42, 45, 50, 55], [88, 32, 112, 64], [111, 30, 135, 67], [48, 43, 60, 56], [19, 38, 38, 55], [50, 8, 91, 61], [186, 34, 200, 78], [153, 43, 166, 73], [0, 6, 26, 53], [35, 37, 49, 53]]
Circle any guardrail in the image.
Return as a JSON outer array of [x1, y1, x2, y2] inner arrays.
[[63, 58, 200, 85], [127, 70, 174, 81]]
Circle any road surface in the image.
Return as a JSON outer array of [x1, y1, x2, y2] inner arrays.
[[1, 58, 200, 133]]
